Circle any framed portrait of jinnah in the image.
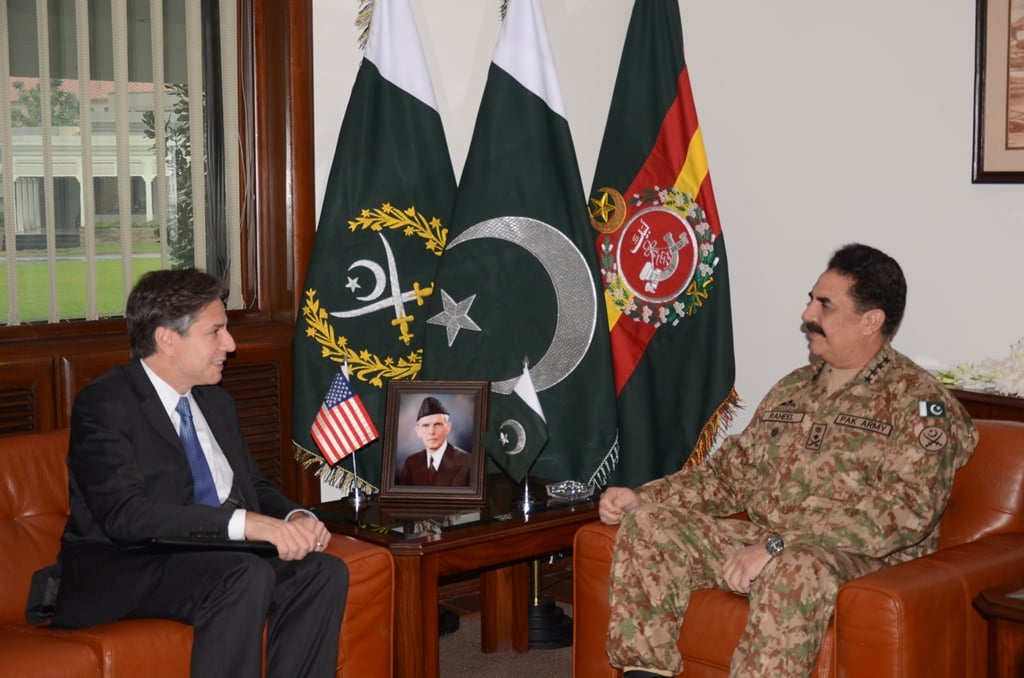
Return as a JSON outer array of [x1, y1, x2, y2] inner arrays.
[[379, 380, 488, 504]]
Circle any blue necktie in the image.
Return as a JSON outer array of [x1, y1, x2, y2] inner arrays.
[[176, 397, 220, 507]]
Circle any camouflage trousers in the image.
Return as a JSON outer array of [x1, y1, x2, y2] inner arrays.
[[606, 504, 881, 677]]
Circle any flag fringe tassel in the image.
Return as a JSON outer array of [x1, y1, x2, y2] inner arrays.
[[355, 0, 374, 50], [586, 433, 620, 490], [293, 442, 379, 496], [586, 386, 742, 488], [686, 386, 743, 467]]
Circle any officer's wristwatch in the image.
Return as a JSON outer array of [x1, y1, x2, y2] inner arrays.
[[765, 534, 785, 557]]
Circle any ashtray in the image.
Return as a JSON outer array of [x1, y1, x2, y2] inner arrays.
[[545, 480, 594, 501]]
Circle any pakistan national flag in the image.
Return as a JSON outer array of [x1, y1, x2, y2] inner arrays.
[[421, 0, 619, 486], [293, 0, 456, 494], [588, 0, 738, 487], [484, 362, 549, 484]]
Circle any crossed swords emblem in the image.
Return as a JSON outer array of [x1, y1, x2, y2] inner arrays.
[[330, 234, 433, 346]]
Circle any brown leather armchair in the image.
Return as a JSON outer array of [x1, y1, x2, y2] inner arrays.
[[572, 418, 1024, 677], [0, 428, 393, 678]]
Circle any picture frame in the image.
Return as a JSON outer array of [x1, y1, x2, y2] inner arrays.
[[379, 380, 489, 504], [972, 0, 1024, 183]]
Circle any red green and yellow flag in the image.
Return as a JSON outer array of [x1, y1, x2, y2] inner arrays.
[[589, 0, 738, 486]]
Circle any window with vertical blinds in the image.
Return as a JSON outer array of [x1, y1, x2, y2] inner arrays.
[[0, 0, 243, 326]]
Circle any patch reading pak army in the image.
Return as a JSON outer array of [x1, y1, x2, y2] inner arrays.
[[805, 423, 828, 451], [918, 400, 947, 418], [918, 426, 948, 451], [834, 414, 893, 436], [762, 410, 805, 424]]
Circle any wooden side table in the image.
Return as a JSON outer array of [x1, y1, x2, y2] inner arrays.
[[974, 578, 1024, 677], [954, 392, 1024, 676], [952, 389, 1024, 423], [315, 474, 599, 678]]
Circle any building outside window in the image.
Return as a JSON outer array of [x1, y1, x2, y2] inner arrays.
[[0, 0, 242, 325]]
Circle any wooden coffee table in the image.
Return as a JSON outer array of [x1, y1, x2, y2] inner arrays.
[[315, 474, 599, 678]]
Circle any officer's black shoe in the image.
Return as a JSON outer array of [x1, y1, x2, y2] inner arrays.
[[623, 671, 670, 678]]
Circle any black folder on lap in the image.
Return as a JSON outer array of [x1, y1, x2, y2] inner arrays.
[[134, 537, 277, 555]]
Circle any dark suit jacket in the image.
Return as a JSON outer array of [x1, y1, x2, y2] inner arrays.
[[397, 445, 472, 486], [53, 359, 303, 627]]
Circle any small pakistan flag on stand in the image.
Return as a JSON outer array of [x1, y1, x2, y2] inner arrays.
[[485, 362, 549, 484]]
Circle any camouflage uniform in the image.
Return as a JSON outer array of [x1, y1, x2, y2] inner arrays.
[[606, 343, 977, 677]]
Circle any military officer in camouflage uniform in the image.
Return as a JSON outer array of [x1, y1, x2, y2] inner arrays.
[[599, 243, 977, 678]]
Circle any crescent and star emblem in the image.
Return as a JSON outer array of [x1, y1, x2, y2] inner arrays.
[[329, 233, 433, 346], [499, 419, 528, 455], [426, 215, 597, 396]]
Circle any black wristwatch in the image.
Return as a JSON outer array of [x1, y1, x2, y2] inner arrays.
[[765, 534, 785, 557]]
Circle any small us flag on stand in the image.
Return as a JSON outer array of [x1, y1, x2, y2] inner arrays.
[[310, 366, 379, 466]]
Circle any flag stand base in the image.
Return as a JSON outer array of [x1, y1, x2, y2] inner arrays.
[[438, 606, 460, 637], [515, 496, 545, 513], [528, 559, 572, 649], [515, 477, 545, 514], [343, 488, 367, 511]]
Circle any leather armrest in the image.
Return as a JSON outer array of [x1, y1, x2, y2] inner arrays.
[[324, 534, 394, 678], [574, 521, 1024, 678], [835, 532, 1024, 677], [572, 522, 620, 678]]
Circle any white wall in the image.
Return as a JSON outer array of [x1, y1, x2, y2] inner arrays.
[[312, 0, 1024, 435]]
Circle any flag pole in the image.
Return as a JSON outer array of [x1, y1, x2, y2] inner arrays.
[[516, 352, 570, 649], [343, 358, 365, 510], [349, 441, 364, 509], [516, 356, 544, 514]]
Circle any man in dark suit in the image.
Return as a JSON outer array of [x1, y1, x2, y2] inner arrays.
[[49, 269, 347, 678], [397, 397, 472, 486]]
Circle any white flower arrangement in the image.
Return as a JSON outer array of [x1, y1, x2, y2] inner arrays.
[[936, 337, 1024, 397]]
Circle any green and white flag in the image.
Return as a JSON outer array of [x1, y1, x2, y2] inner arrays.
[[292, 0, 456, 494], [485, 362, 549, 483], [421, 0, 619, 485]]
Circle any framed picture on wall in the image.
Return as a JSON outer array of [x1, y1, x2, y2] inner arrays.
[[973, 0, 1024, 183], [379, 380, 489, 504]]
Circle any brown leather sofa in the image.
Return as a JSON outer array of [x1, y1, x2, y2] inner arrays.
[[573, 418, 1024, 677], [0, 428, 394, 677]]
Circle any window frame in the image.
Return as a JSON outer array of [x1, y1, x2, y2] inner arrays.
[[0, 0, 315, 345], [0, 0, 319, 501]]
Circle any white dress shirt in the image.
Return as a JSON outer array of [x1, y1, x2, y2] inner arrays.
[[141, 360, 246, 539]]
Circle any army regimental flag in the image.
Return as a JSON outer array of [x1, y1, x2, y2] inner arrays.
[[293, 0, 456, 495], [588, 0, 738, 487], [421, 0, 619, 486]]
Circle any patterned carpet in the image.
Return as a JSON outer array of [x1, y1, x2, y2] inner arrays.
[[439, 606, 574, 677]]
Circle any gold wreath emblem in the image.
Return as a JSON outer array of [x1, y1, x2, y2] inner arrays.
[[301, 289, 422, 387], [301, 202, 448, 389], [348, 202, 447, 255]]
